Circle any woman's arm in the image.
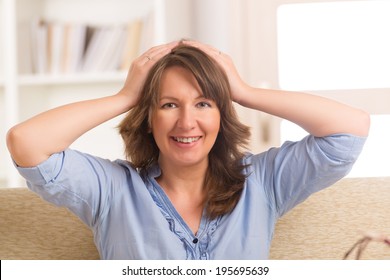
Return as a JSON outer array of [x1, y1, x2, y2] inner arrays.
[[7, 94, 131, 167], [237, 87, 370, 138], [6, 42, 178, 167], [183, 40, 370, 138]]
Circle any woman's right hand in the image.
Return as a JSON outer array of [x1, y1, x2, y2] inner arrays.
[[118, 41, 179, 109]]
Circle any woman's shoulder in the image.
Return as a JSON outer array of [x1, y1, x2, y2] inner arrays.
[[36, 149, 139, 182]]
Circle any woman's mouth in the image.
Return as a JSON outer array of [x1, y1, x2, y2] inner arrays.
[[172, 136, 201, 143]]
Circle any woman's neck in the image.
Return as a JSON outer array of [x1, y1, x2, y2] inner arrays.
[[157, 158, 208, 196], [156, 159, 208, 235]]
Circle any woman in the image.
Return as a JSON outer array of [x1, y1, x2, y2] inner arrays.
[[6, 41, 369, 259]]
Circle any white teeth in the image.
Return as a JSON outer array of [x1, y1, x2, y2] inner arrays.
[[173, 137, 200, 143]]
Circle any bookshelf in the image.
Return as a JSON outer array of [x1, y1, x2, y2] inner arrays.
[[0, 0, 166, 187]]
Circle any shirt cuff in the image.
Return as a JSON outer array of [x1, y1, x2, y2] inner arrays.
[[316, 133, 367, 163], [15, 151, 65, 186]]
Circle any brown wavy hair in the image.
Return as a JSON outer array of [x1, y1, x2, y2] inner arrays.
[[118, 44, 251, 219]]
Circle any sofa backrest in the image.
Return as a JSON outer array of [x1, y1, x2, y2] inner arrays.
[[0, 177, 388, 259]]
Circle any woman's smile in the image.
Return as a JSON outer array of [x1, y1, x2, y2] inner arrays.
[[172, 136, 201, 143]]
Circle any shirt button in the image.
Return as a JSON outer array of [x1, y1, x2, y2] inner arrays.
[[193, 238, 199, 244]]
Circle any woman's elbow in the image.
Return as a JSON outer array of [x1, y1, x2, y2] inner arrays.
[[6, 125, 25, 163], [6, 124, 40, 167], [357, 110, 371, 137]]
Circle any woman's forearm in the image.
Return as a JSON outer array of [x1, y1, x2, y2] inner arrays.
[[238, 87, 370, 137], [6, 93, 132, 167]]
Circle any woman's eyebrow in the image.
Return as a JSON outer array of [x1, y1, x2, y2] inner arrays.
[[159, 96, 179, 102], [159, 94, 207, 101]]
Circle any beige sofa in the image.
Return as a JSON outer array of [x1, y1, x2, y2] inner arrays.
[[1, 177, 389, 260]]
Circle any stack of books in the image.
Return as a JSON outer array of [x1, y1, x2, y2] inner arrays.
[[30, 18, 146, 75]]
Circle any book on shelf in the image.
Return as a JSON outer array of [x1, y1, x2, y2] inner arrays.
[[30, 18, 48, 74], [62, 23, 87, 73], [29, 17, 146, 75], [81, 25, 127, 72], [47, 22, 65, 74]]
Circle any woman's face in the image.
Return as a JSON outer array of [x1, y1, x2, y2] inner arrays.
[[151, 66, 221, 169]]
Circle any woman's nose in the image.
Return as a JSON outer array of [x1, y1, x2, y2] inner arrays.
[[177, 107, 196, 130]]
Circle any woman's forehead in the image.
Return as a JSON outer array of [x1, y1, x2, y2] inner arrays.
[[159, 66, 202, 93]]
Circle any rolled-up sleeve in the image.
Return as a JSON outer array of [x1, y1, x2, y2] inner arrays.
[[250, 134, 367, 217], [15, 149, 127, 228]]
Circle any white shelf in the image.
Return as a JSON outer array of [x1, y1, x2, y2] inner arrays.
[[0, 0, 166, 187]]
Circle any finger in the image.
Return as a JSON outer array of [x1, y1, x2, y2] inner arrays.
[[140, 41, 179, 65]]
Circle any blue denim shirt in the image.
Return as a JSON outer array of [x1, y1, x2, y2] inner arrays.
[[16, 134, 366, 259]]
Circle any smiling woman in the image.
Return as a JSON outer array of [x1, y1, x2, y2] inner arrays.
[[6, 40, 369, 259]]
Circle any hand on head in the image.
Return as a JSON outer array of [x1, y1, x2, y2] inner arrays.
[[119, 41, 179, 107]]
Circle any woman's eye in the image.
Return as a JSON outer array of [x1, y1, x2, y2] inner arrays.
[[197, 101, 212, 108], [161, 103, 177, 109]]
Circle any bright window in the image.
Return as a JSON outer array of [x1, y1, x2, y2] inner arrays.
[[277, 1, 390, 91]]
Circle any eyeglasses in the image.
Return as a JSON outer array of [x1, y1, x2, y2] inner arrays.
[[343, 231, 390, 260]]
